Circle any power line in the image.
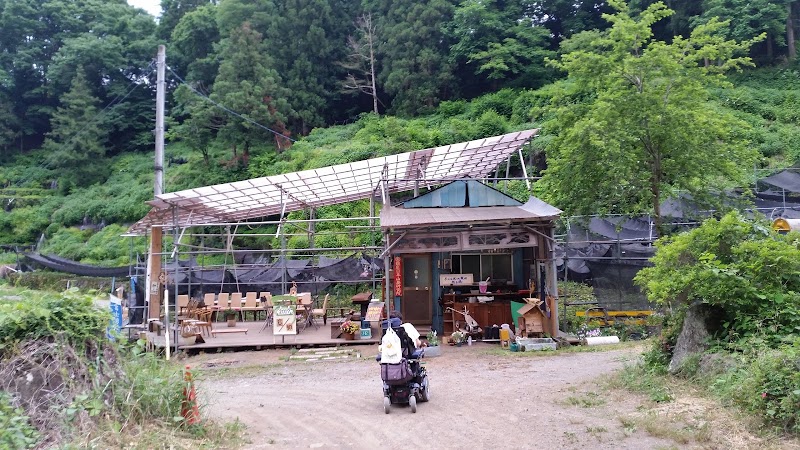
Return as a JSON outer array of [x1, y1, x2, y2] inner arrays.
[[167, 66, 296, 143]]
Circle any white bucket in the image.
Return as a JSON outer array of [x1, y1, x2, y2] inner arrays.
[[478, 281, 488, 294]]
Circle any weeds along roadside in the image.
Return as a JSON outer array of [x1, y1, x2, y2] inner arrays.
[[0, 286, 245, 449]]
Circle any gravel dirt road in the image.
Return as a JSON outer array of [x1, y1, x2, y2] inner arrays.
[[195, 343, 685, 449]]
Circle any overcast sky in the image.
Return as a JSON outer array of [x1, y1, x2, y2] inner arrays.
[[128, 0, 161, 18]]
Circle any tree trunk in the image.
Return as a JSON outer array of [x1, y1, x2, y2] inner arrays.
[[369, 31, 379, 115], [767, 33, 774, 60], [788, 2, 797, 60]]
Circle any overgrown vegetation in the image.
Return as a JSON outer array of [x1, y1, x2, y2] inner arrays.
[[634, 212, 800, 435], [0, 287, 244, 448]]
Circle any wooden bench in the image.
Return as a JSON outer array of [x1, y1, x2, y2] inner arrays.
[[210, 328, 249, 337]]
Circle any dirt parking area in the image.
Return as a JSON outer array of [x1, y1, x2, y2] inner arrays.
[[192, 343, 795, 449]]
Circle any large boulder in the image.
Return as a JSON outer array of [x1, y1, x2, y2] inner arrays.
[[668, 303, 722, 374]]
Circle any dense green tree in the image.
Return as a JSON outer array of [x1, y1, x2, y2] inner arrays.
[[42, 68, 108, 189], [157, 0, 211, 40], [537, 0, 761, 232], [178, 23, 293, 161], [216, 0, 274, 35], [369, 0, 456, 115], [0, 0, 156, 153], [531, 0, 612, 44], [448, 0, 555, 93], [170, 4, 220, 86], [694, 0, 789, 60], [266, 0, 354, 134], [0, 89, 18, 157]]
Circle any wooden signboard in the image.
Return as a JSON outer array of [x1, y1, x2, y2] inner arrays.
[[273, 305, 297, 335], [439, 273, 474, 286], [365, 302, 383, 322]]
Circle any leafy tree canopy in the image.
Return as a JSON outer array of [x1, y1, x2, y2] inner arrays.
[[537, 0, 762, 231]]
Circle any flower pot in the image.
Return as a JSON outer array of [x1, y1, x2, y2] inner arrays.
[[227, 318, 236, 327], [343, 332, 355, 340]]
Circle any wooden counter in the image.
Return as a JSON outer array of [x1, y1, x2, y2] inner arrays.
[[443, 301, 515, 335]]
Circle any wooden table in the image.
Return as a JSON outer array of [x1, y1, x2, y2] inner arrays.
[[351, 291, 373, 318]]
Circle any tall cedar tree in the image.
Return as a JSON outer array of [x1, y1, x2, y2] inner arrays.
[[267, 0, 354, 134], [43, 67, 108, 188], [538, 0, 761, 233], [208, 23, 293, 158], [369, 0, 456, 116]]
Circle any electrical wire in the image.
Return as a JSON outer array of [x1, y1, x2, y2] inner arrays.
[[167, 66, 296, 143]]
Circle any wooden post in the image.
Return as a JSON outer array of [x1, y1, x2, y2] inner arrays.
[[146, 226, 163, 320]]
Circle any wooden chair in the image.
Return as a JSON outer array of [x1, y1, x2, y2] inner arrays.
[[297, 294, 313, 331], [310, 294, 329, 329], [203, 292, 216, 307], [230, 293, 244, 320], [242, 292, 258, 321], [216, 293, 230, 322], [177, 294, 190, 315], [259, 292, 273, 324], [194, 309, 212, 337]]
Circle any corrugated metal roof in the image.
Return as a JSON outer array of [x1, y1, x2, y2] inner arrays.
[[127, 129, 538, 234], [380, 196, 561, 229]]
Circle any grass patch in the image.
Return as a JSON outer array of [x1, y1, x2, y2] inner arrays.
[[71, 418, 248, 449], [565, 392, 607, 408], [606, 364, 674, 404], [479, 340, 644, 357], [197, 363, 284, 379]]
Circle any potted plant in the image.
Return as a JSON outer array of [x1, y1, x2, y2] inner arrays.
[[222, 308, 238, 327], [424, 330, 441, 357], [450, 330, 465, 347], [339, 320, 360, 340]]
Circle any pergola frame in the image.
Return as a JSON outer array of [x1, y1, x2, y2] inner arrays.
[[129, 130, 544, 350]]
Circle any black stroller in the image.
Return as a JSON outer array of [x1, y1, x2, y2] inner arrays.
[[377, 323, 430, 413]]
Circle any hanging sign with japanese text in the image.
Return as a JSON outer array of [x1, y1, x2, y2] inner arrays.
[[393, 256, 403, 297]]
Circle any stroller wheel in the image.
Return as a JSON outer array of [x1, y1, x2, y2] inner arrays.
[[409, 395, 417, 413], [383, 396, 390, 414], [419, 376, 430, 402]]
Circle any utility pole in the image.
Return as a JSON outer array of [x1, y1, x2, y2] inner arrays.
[[155, 45, 165, 197], [146, 45, 166, 320]]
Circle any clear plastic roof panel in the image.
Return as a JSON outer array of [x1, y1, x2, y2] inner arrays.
[[127, 129, 537, 234]]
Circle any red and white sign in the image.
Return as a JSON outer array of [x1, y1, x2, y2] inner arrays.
[[393, 256, 403, 297]]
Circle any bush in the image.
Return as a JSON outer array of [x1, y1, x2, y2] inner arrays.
[[0, 288, 210, 447], [0, 393, 39, 449], [0, 288, 110, 354], [711, 340, 800, 434], [635, 212, 800, 345]]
